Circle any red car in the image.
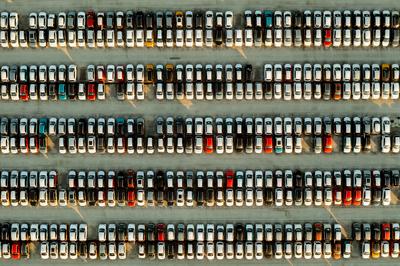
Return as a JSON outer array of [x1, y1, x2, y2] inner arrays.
[[97, 66, 105, 82], [263, 135, 273, 153], [87, 83, 96, 101], [11, 242, 20, 260], [343, 187, 352, 206], [333, 187, 342, 205], [127, 190, 136, 207], [352, 188, 362, 206], [323, 29, 332, 47], [49, 171, 58, 187], [127, 170, 136, 188], [204, 136, 213, 154], [314, 223, 323, 241], [333, 83, 342, 100], [97, 13, 105, 30], [382, 223, 391, 241], [323, 134, 333, 153], [157, 223, 165, 241], [87, 10, 95, 29], [20, 84, 29, 101], [225, 170, 234, 188], [116, 66, 125, 82]]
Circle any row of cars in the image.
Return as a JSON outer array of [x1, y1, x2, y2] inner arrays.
[[3, 22, 399, 48], [0, 168, 396, 207], [3, 222, 400, 260], [352, 223, 400, 259], [1, 10, 400, 48], [3, 63, 399, 86], [0, 115, 386, 138], [97, 222, 350, 260], [3, 78, 399, 102], [1, 116, 398, 154], [2, 63, 400, 101], [0, 223, 88, 242], [0, 222, 86, 260]]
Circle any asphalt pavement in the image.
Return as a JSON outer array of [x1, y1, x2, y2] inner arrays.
[[1, 0, 400, 265]]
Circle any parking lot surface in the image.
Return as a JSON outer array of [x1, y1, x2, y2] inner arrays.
[[1, 0, 400, 265]]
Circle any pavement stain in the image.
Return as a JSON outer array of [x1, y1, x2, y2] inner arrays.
[[57, 47, 74, 62], [234, 47, 248, 59], [178, 98, 193, 108], [324, 206, 348, 239], [69, 205, 85, 221], [373, 99, 396, 108]]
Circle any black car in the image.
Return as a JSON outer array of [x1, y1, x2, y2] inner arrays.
[[206, 188, 214, 206], [166, 241, 175, 259], [392, 12, 400, 28], [146, 13, 154, 29], [21, 242, 30, 258], [136, 118, 145, 136], [352, 223, 361, 241], [49, 188, 57, 205], [195, 13, 203, 29], [9, 118, 18, 136], [265, 243, 273, 258], [118, 223, 127, 241], [28, 31, 37, 48], [29, 189, 38, 206], [245, 65, 252, 82], [67, 12, 76, 29], [117, 172, 125, 188], [264, 82, 273, 98], [147, 242, 155, 259], [106, 12, 114, 29], [87, 189, 96, 206], [235, 134, 244, 152], [79, 242, 87, 259], [176, 82, 183, 98], [116, 84, 125, 100], [147, 223, 155, 242], [167, 189, 174, 207], [68, 83, 77, 100], [175, 118, 184, 135], [382, 170, 392, 187], [48, 84, 57, 100], [392, 170, 400, 187], [235, 224, 244, 241], [39, 136, 47, 154], [185, 136, 193, 153], [324, 226, 332, 241], [371, 189, 381, 206], [294, 188, 303, 205], [126, 11, 134, 29], [136, 12, 144, 29], [156, 171, 165, 188], [157, 190, 165, 206], [294, 171, 303, 187], [372, 223, 381, 241], [323, 83, 331, 100], [264, 188, 274, 205], [254, 28, 262, 45], [78, 118, 86, 136], [215, 81, 223, 97], [1, 223, 10, 240], [97, 136, 105, 153], [362, 134, 371, 152], [196, 189, 205, 207], [116, 189, 126, 206], [245, 135, 253, 153], [215, 28, 223, 45]]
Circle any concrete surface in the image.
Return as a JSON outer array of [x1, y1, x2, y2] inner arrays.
[[1, 0, 400, 265]]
